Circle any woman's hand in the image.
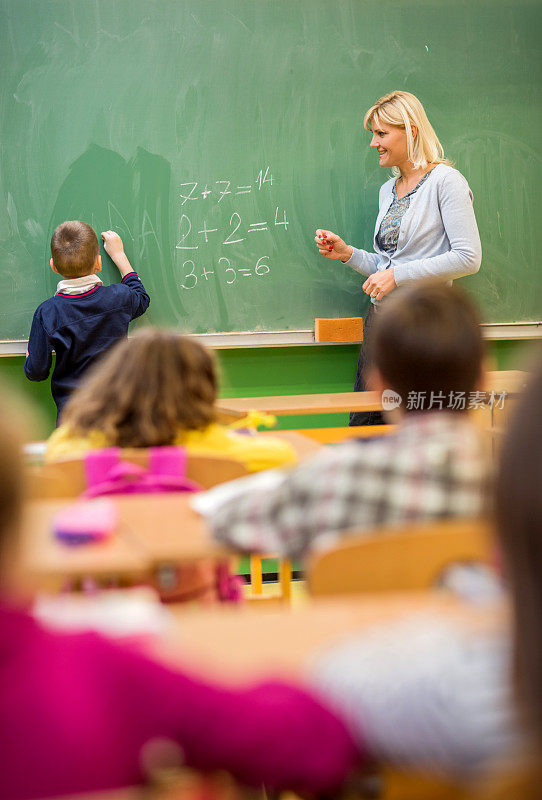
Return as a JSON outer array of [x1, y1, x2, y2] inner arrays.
[[362, 269, 397, 301], [315, 229, 353, 262]]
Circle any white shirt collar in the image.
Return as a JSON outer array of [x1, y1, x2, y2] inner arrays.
[[55, 274, 103, 296]]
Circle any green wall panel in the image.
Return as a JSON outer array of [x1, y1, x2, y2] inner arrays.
[[0, 338, 534, 438]]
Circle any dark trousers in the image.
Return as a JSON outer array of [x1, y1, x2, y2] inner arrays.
[[349, 303, 385, 427]]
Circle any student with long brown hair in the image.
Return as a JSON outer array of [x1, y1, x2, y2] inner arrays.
[[46, 328, 296, 472], [491, 351, 542, 793]]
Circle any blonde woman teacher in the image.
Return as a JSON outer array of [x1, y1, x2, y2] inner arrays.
[[316, 91, 481, 426]]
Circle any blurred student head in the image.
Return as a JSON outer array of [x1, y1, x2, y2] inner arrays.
[[495, 351, 542, 753], [369, 282, 484, 413], [60, 328, 218, 447]]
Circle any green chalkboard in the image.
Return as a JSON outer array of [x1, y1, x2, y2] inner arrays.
[[1, 0, 541, 340]]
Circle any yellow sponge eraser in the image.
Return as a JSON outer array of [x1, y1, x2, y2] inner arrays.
[[314, 317, 364, 343]]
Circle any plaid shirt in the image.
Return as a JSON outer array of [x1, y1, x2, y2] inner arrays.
[[207, 413, 490, 560]]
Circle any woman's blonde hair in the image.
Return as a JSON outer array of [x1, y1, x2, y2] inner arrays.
[[364, 90, 452, 176], [61, 328, 218, 447]]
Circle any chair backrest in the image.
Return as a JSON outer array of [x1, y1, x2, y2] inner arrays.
[[307, 518, 493, 597], [27, 449, 250, 499], [185, 452, 250, 487], [26, 462, 84, 499]]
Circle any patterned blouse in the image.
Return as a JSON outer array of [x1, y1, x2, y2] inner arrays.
[[376, 170, 432, 255]]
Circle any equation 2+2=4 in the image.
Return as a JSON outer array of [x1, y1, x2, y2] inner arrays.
[[176, 208, 289, 249]]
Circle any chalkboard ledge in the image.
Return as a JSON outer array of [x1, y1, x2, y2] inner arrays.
[[1, 322, 541, 355]]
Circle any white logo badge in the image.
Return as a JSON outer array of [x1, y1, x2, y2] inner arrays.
[[381, 389, 402, 410]]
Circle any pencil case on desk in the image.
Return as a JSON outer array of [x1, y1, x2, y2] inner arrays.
[[53, 499, 118, 545]]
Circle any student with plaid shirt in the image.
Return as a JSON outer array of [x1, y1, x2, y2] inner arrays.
[[195, 283, 489, 559]]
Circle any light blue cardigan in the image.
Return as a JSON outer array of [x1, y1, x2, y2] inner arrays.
[[344, 164, 482, 287]]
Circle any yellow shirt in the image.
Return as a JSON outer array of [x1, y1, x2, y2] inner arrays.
[[45, 421, 297, 473]]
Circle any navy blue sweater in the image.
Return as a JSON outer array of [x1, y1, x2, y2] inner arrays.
[[25, 272, 150, 419]]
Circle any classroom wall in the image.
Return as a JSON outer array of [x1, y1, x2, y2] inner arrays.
[[1, 339, 535, 438]]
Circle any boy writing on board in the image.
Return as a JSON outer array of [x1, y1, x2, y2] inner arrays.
[[25, 221, 149, 421]]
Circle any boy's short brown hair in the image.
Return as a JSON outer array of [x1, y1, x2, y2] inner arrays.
[[370, 282, 484, 411], [50, 221, 99, 278]]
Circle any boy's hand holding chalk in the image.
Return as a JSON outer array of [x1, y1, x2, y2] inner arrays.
[[314, 229, 353, 263], [101, 230, 125, 259], [101, 230, 134, 278]]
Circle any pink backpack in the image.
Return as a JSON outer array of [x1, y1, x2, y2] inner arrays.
[[83, 446, 201, 497], [82, 446, 243, 603]]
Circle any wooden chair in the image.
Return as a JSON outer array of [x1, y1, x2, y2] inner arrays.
[[248, 553, 293, 604], [26, 461, 83, 499], [349, 767, 479, 799], [26, 449, 251, 498], [308, 517, 493, 597]]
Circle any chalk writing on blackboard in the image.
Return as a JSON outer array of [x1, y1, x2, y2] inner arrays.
[[176, 166, 288, 291], [175, 208, 289, 250], [180, 256, 270, 290], [179, 166, 274, 205]]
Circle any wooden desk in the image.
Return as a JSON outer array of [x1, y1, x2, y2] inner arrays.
[[261, 430, 323, 458], [216, 370, 529, 420], [217, 391, 383, 420], [156, 592, 504, 685], [301, 425, 397, 444], [21, 495, 226, 589], [482, 369, 529, 395], [121, 495, 226, 565]]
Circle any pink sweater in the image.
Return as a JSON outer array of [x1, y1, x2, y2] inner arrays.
[[0, 603, 359, 799]]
